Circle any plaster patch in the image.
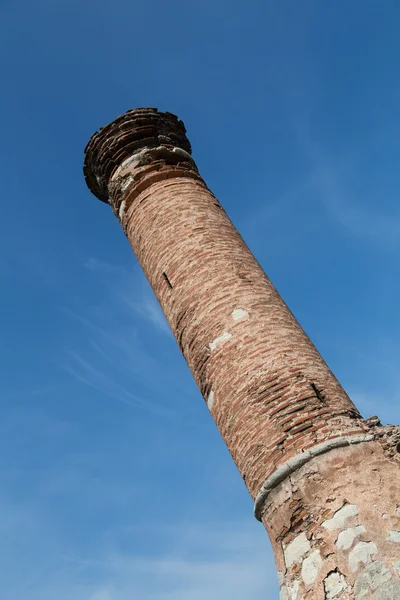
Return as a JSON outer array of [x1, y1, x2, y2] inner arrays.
[[209, 332, 232, 352], [387, 530, 400, 543], [354, 562, 391, 599], [278, 578, 299, 600], [171, 146, 193, 160], [396, 507, 400, 518], [289, 580, 299, 600], [381, 514, 389, 520], [118, 200, 126, 220], [349, 541, 377, 572], [279, 584, 289, 600], [254, 435, 374, 521], [232, 308, 249, 321], [277, 572, 285, 586], [336, 525, 366, 550], [278, 573, 289, 600], [207, 390, 214, 411], [284, 532, 311, 568], [120, 174, 134, 192], [301, 550, 323, 586], [111, 153, 140, 179], [109, 145, 195, 185], [324, 571, 349, 599], [372, 580, 400, 600], [322, 504, 359, 531], [392, 559, 400, 574], [279, 586, 288, 600]]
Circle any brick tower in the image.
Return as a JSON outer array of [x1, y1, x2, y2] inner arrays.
[[84, 108, 400, 599]]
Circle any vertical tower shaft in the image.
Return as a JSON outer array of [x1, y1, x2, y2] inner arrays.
[[84, 108, 400, 599]]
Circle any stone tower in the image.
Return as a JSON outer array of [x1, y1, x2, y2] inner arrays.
[[84, 108, 400, 599]]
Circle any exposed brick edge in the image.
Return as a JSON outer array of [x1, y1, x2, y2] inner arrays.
[[108, 145, 202, 224], [253, 434, 375, 521], [84, 108, 192, 202]]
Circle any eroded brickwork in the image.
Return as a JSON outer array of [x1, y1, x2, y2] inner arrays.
[[262, 434, 400, 599], [84, 109, 400, 598], [84, 108, 368, 499], [118, 173, 372, 500]]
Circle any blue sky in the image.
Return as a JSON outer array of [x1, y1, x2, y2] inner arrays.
[[1, 1, 399, 598]]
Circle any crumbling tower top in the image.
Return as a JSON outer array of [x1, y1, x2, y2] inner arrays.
[[83, 108, 192, 203]]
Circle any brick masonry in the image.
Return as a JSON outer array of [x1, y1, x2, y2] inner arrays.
[[84, 109, 400, 598], [84, 108, 370, 502]]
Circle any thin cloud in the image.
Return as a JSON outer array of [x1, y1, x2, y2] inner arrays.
[[295, 126, 400, 244], [310, 159, 400, 243], [121, 292, 170, 335], [84, 257, 169, 335], [0, 495, 276, 600], [61, 258, 198, 423], [61, 350, 174, 420]]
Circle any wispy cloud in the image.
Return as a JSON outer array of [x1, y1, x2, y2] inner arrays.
[[121, 292, 170, 335], [0, 494, 276, 600], [310, 158, 400, 244], [60, 257, 197, 423], [84, 257, 169, 334], [295, 126, 400, 244], [243, 118, 400, 249], [61, 350, 149, 411], [60, 333, 181, 422]]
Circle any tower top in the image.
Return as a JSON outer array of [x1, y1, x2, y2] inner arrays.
[[83, 108, 192, 203]]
